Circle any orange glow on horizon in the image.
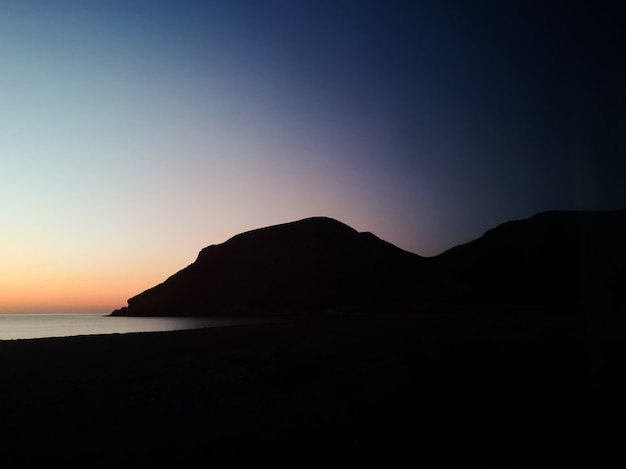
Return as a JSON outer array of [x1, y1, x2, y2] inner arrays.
[[0, 264, 172, 313]]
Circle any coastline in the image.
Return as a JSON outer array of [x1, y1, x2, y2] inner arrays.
[[0, 313, 271, 341], [0, 312, 618, 466]]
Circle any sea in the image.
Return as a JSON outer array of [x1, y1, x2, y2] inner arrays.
[[0, 314, 256, 341]]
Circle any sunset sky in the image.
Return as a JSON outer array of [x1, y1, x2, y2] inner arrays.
[[1, 1, 623, 313]]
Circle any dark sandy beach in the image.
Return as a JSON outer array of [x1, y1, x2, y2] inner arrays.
[[0, 309, 621, 467]]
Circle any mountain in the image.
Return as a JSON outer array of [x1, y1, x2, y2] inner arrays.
[[112, 217, 424, 316], [431, 210, 626, 309], [112, 210, 626, 316]]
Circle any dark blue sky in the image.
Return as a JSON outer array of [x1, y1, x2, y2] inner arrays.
[[196, 0, 625, 218], [1, 0, 624, 310]]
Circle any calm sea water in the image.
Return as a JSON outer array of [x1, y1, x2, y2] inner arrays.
[[0, 314, 255, 340]]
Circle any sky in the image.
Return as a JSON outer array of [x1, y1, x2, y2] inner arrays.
[[1, 0, 624, 313]]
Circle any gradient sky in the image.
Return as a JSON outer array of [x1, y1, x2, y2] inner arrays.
[[1, 0, 624, 313]]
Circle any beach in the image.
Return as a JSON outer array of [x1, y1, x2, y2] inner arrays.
[[0, 310, 618, 467]]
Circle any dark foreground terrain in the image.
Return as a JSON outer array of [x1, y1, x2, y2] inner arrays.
[[0, 309, 622, 467]]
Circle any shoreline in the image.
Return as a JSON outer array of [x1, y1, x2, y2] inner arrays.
[[0, 314, 278, 341], [0, 312, 618, 466]]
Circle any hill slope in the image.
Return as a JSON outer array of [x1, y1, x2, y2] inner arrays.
[[112, 211, 626, 316], [112, 217, 423, 316], [432, 210, 626, 308]]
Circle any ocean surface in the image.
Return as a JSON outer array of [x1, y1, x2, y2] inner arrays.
[[0, 314, 256, 340]]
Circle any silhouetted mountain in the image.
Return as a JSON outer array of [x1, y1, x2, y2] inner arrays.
[[432, 210, 626, 308], [112, 217, 424, 316], [112, 211, 626, 316]]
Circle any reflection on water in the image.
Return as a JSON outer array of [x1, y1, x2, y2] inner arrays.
[[0, 314, 256, 340]]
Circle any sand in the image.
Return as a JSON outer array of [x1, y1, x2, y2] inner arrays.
[[0, 311, 619, 467]]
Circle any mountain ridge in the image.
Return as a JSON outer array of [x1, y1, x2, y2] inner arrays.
[[112, 210, 626, 316]]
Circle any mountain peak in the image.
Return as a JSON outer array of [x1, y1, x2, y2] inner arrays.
[[221, 216, 357, 247], [113, 217, 421, 317]]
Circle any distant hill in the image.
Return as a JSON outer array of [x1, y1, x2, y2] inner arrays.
[[112, 217, 424, 316], [112, 211, 626, 316], [431, 210, 626, 309]]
